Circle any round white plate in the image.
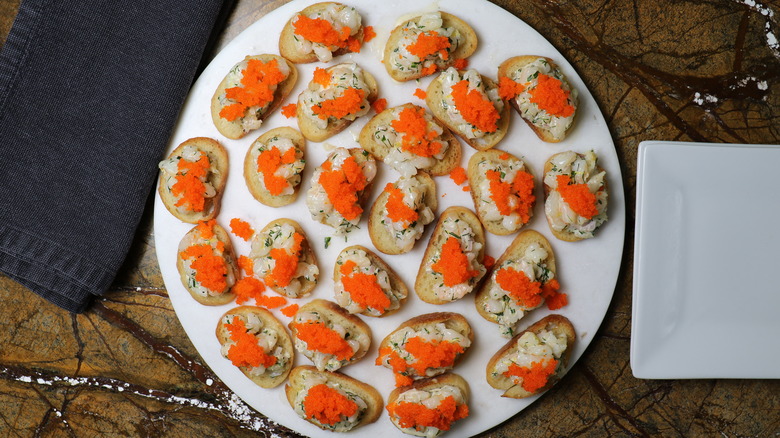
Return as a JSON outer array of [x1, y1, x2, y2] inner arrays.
[[154, 0, 625, 436]]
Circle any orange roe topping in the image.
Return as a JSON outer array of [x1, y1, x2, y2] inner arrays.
[[499, 152, 510, 160], [313, 67, 331, 88], [363, 25, 377, 42], [225, 316, 278, 368], [281, 303, 299, 317], [387, 395, 468, 431], [340, 259, 391, 313], [180, 244, 228, 293], [294, 321, 354, 360], [195, 219, 217, 239], [230, 218, 254, 241], [529, 74, 574, 117], [504, 359, 558, 393], [498, 76, 525, 100], [319, 155, 368, 221], [257, 145, 297, 196], [304, 384, 359, 426], [556, 174, 598, 219], [431, 237, 479, 287], [486, 169, 535, 223], [219, 58, 287, 122], [265, 232, 304, 288], [390, 106, 443, 158], [541, 279, 568, 310], [376, 347, 414, 386], [257, 295, 288, 309], [371, 98, 388, 113], [421, 64, 438, 76], [495, 267, 543, 308], [281, 103, 297, 118], [413, 88, 427, 99], [407, 31, 451, 60], [292, 14, 358, 51], [483, 254, 496, 271], [453, 58, 469, 70], [172, 155, 211, 212], [312, 87, 366, 120], [404, 336, 464, 375], [384, 183, 418, 227], [450, 79, 500, 133], [238, 255, 255, 276], [448, 166, 467, 186], [232, 276, 266, 305]]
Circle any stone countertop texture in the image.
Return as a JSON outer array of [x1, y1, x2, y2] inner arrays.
[[1, 0, 779, 436]]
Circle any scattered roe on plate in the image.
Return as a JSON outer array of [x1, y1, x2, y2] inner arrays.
[[413, 88, 427, 99], [391, 106, 443, 157], [453, 58, 469, 70], [555, 175, 598, 219], [363, 25, 376, 42], [498, 76, 524, 100], [319, 157, 368, 221], [529, 74, 574, 117], [238, 255, 254, 276], [340, 260, 391, 313], [504, 359, 558, 393], [387, 395, 468, 431], [431, 237, 479, 287], [407, 31, 450, 60], [486, 169, 534, 223], [196, 219, 216, 239], [541, 279, 568, 310], [257, 146, 297, 196], [293, 14, 360, 52], [232, 277, 265, 305], [384, 183, 418, 227], [229, 218, 254, 241], [219, 58, 286, 122], [266, 232, 304, 288], [172, 154, 210, 212], [281, 103, 297, 118], [304, 384, 359, 425], [225, 316, 277, 368], [312, 87, 366, 120], [451, 79, 499, 133], [371, 98, 387, 113], [281, 303, 299, 317], [448, 166, 467, 185], [294, 321, 355, 360], [180, 243, 227, 293]]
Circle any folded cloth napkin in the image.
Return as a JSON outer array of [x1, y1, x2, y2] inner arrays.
[[0, 0, 230, 312]]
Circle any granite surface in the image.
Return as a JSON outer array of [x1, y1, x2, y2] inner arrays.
[[1, 0, 779, 436]]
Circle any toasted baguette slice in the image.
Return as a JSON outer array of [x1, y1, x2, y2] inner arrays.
[[467, 149, 536, 235], [289, 299, 372, 371], [296, 63, 378, 142], [158, 137, 228, 223], [426, 69, 510, 150], [486, 314, 575, 398], [415, 206, 486, 304], [244, 127, 306, 207], [543, 150, 608, 242], [368, 171, 437, 255], [475, 230, 557, 335], [279, 2, 366, 64], [176, 221, 237, 305], [387, 373, 470, 434], [377, 312, 473, 384], [333, 245, 408, 317], [358, 103, 461, 177], [497, 55, 577, 143], [383, 11, 477, 82], [285, 365, 383, 432], [249, 218, 318, 298], [210, 54, 298, 140], [216, 306, 294, 388]]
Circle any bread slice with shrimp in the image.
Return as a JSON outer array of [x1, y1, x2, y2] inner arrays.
[[279, 2, 367, 64], [244, 127, 306, 207], [332, 245, 409, 317], [158, 137, 228, 224], [386, 373, 470, 434], [249, 218, 318, 298], [176, 221, 238, 305]]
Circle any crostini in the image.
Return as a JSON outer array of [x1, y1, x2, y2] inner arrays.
[[475, 230, 567, 338], [383, 11, 477, 82], [333, 245, 408, 317], [305, 147, 377, 236], [158, 137, 227, 223], [216, 306, 294, 388], [176, 220, 238, 305], [289, 299, 372, 371], [426, 67, 510, 150], [210, 54, 298, 140], [386, 373, 470, 436], [486, 314, 575, 398], [285, 365, 383, 432], [543, 150, 608, 241], [244, 127, 306, 207], [279, 2, 367, 64], [376, 312, 472, 387], [368, 171, 437, 255], [415, 206, 486, 304], [359, 103, 461, 178], [468, 149, 536, 235], [497, 55, 578, 143], [249, 218, 319, 298], [296, 62, 378, 142]]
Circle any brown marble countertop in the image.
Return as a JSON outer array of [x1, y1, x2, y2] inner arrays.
[[1, 0, 779, 436]]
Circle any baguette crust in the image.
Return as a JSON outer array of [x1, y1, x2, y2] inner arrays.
[[243, 127, 306, 207], [467, 149, 536, 236], [250, 218, 318, 298], [497, 55, 577, 143], [285, 365, 383, 432], [383, 11, 477, 82], [210, 54, 298, 140], [333, 245, 408, 317], [216, 306, 294, 388], [279, 2, 366, 64], [485, 314, 575, 398], [289, 299, 372, 371], [387, 373, 470, 434], [426, 69, 510, 150], [296, 63, 378, 142], [415, 206, 486, 304], [358, 103, 461, 177], [368, 171, 437, 255], [158, 137, 228, 224], [176, 221, 237, 305]]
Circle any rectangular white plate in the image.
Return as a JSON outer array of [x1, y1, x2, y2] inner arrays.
[[632, 141, 780, 379]]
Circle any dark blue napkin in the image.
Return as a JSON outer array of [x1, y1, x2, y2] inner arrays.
[[0, 0, 229, 312]]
